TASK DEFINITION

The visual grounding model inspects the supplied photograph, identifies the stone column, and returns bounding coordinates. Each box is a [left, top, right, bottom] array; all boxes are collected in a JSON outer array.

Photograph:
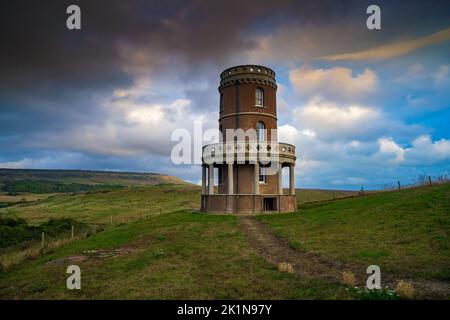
[[227, 163, 233, 194], [208, 164, 214, 195], [201, 165, 207, 195], [254, 162, 260, 195], [278, 163, 283, 195], [289, 164, 295, 195]]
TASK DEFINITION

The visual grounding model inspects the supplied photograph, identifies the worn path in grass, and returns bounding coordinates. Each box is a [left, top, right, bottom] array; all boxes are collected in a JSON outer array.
[[239, 216, 450, 299]]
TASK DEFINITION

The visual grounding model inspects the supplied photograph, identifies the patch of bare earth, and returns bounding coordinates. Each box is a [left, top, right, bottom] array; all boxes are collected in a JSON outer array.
[[46, 248, 136, 266], [239, 216, 450, 299]]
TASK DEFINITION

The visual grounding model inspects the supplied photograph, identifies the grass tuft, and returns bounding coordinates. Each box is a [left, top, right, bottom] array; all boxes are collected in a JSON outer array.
[[341, 271, 356, 286], [278, 262, 294, 273], [395, 280, 415, 299]]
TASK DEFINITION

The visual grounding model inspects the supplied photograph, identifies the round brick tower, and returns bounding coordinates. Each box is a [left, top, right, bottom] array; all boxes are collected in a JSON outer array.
[[201, 65, 296, 214]]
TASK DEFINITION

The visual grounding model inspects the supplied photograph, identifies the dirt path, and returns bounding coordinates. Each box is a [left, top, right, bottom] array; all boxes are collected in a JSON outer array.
[[239, 216, 450, 299]]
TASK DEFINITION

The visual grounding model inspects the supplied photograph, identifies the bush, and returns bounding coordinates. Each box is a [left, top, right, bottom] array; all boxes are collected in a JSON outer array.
[[0, 218, 88, 249]]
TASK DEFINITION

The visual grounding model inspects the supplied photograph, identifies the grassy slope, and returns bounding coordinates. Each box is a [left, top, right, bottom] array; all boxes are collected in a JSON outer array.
[[1, 184, 201, 224], [295, 189, 359, 205], [0, 212, 347, 299], [259, 184, 450, 280]]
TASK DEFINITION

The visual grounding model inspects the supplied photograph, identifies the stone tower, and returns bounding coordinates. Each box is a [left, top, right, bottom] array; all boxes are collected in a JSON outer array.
[[201, 65, 296, 214]]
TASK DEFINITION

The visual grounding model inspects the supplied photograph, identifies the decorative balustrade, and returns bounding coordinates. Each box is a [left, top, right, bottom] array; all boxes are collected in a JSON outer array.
[[202, 141, 296, 165]]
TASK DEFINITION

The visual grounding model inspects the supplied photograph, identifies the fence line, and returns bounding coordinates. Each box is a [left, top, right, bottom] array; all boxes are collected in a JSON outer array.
[[367, 174, 449, 192]]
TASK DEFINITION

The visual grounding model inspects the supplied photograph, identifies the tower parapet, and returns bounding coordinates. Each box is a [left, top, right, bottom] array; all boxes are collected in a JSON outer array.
[[219, 65, 277, 90]]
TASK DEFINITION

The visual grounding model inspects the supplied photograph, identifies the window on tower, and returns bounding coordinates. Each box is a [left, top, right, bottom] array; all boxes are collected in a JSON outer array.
[[256, 121, 266, 142], [220, 92, 224, 112], [255, 88, 264, 107]]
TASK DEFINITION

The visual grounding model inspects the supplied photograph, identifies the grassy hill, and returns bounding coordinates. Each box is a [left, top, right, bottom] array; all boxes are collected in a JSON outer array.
[[0, 169, 187, 194], [0, 171, 448, 299], [0, 169, 189, 208]]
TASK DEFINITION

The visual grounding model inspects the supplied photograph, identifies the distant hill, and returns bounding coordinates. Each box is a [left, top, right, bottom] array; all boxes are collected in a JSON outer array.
[[0, 169, 188, 194]]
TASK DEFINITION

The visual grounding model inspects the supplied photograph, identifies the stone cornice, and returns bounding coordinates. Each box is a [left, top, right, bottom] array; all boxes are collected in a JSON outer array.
[[219, 112, 277, 121]]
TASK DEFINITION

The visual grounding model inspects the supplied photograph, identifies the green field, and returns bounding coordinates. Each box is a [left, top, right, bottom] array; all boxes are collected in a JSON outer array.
[[0, 169, 448, 299]]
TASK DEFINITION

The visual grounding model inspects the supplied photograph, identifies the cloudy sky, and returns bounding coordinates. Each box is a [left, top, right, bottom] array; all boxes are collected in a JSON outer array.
[[1, 0, 450, 189]]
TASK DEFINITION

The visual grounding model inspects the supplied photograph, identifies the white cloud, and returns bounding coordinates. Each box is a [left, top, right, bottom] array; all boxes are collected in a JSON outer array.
[[292, 98, 381, 141], [28, 79, 217, 159], [407, 135, 450, 164], [123, 99, 190, 125], [289, 66, 378, 101], [278, 124, 300, 144], [376, 135, 450, 166], [377, 137, 405, 164]]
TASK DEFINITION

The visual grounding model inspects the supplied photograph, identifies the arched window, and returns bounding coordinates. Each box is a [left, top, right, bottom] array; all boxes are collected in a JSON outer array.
[[255, 88, 264, 107], [256, 121, 265, 142], [220, 92, 224, 112]]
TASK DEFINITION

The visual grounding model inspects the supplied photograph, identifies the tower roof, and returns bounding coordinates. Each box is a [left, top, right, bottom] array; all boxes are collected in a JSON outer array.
[[219, 65, 277, 90]]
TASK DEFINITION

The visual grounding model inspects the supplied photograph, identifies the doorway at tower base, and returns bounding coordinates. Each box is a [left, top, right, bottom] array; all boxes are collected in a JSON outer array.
[[200, 194, 297, 214]]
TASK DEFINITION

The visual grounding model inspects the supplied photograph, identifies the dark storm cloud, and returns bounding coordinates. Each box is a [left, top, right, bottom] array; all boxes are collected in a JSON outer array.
[[0, 0, 370, 89], [1, 0, 359, 142], [2, 0, 447, 92]]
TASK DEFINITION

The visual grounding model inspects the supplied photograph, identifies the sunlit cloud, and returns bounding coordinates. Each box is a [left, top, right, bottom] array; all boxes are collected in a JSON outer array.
[[290, 66, 378, 101], [321, 27, 450, 61]]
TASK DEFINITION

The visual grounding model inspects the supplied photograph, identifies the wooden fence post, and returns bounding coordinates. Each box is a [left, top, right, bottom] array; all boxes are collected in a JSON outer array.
[[71, 225, 74, 238], [41, 232, 45, 248]]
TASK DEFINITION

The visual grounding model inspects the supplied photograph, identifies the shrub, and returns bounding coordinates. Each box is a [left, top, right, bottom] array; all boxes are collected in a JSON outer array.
[[0, 218, 88, 249]]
